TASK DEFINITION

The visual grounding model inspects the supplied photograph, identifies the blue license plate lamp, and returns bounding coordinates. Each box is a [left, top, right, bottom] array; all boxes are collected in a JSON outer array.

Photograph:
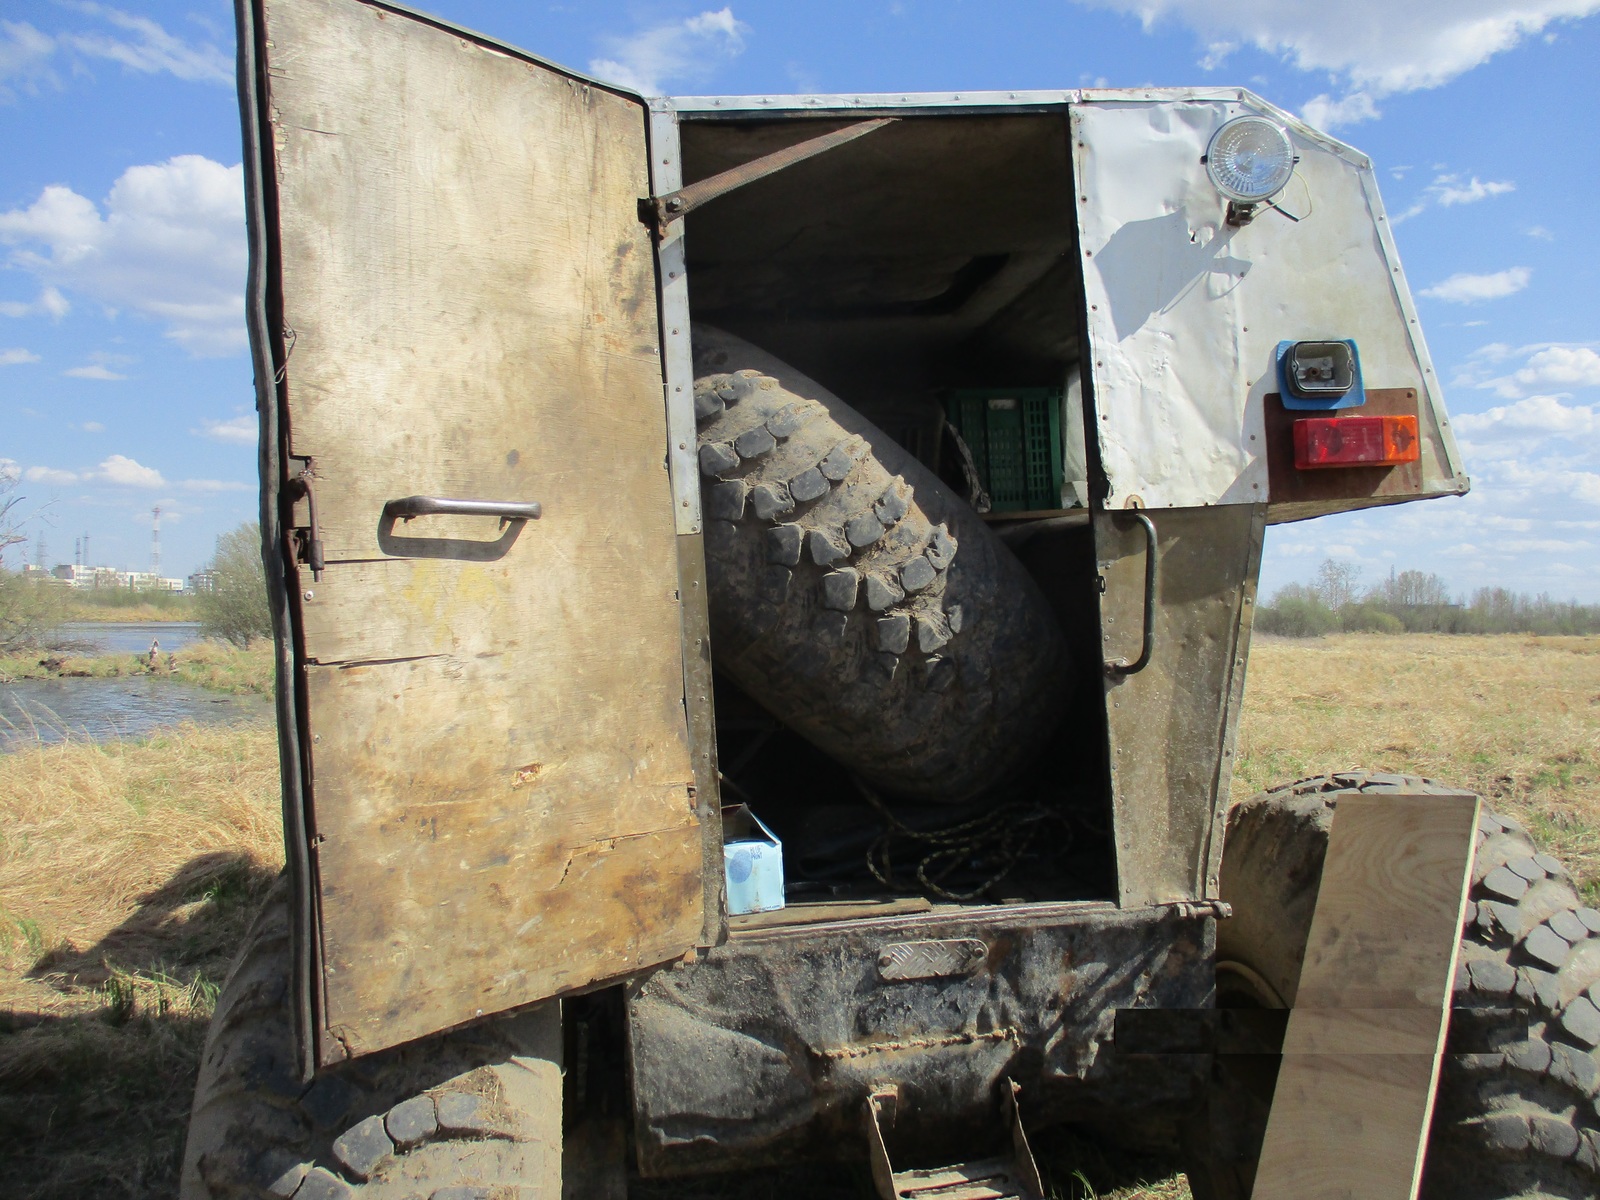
[[1276, 339, 1366, 411]]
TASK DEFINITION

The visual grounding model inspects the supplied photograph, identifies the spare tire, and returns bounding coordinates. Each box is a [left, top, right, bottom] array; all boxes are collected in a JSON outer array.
[[692, 327, 1072, 803], [1188, 771, 1600, 1200]]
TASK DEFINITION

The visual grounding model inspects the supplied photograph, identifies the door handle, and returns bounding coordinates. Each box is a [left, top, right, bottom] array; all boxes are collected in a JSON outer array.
[[1103, 511, 1157, 679], [381, 496, 542, 524]]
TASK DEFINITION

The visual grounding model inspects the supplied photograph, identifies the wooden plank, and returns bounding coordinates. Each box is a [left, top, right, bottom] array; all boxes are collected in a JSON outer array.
[[1251, 791, 1479, 1200], [261, 0, 701, 1060]]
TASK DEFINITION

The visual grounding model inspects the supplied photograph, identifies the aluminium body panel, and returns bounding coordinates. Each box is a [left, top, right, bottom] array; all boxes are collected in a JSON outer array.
[[1071, 95, 1466, 513], [243, 0, 706, 1063], [1094, 505, 1266, 907], [626, 902, 1212, 1175]]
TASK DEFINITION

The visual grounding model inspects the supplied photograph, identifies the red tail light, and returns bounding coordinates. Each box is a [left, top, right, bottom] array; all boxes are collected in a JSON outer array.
[[1293, 414, 1419, 469]]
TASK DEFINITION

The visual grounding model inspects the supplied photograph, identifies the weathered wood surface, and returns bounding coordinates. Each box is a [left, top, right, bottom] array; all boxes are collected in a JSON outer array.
[[1252, 791, 1479, 1200], [263, 0, 699, 1059]]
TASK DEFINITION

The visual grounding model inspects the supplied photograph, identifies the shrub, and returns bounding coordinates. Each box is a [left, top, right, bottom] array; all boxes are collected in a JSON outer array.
[[197, 524, 271, 648], [1256, 595, 1338, 638], [0, 570, 67, 652], [1339, 603, 1404, 634]]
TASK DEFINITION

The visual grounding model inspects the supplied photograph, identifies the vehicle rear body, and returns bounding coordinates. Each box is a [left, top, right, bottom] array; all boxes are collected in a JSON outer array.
[[236, 0, 1466, 1171]]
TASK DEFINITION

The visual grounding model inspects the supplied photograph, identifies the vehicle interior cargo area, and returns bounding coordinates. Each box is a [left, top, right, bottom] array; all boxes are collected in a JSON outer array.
[[677, 111, 1119, 919]]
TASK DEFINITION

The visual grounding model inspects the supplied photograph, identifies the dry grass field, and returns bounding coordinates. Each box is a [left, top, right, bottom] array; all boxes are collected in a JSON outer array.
[[1235, 634, 1600, 902], [0, 633, 1596, 1197]]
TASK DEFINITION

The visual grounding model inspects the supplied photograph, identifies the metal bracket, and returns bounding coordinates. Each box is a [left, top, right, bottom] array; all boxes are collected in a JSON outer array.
[[1103, 510, 1157, 678], [864, 1079, 1043, 1200], [286, 467, 325, 582], [644, 117, 897, 234]]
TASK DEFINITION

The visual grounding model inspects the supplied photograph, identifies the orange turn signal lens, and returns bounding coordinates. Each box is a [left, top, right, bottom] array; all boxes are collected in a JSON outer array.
[[1293, 414, 1420, 470]]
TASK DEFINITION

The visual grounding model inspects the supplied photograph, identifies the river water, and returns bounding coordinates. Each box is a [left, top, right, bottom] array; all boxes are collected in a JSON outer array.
[[1, 622, 272, 751], [56, 620, 206, 655]]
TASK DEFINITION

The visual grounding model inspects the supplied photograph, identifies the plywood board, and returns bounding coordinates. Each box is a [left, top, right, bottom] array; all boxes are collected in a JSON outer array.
[[1252, 791, 1479, 1199], [258, 0, 701, 1059]]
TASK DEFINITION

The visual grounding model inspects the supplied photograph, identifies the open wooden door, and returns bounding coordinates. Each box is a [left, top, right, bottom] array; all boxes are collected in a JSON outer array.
[[239, 0, 703, 1066]]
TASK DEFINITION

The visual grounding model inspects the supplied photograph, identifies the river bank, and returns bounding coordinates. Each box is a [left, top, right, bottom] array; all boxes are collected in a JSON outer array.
[[0, 636, 273, 697]]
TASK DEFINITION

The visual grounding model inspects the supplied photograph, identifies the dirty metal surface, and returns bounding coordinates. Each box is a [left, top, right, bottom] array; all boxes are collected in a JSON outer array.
[[251, 0, 703, 1063], [1093, 505, 1264, 909], [625, 903, 1212, 1175]]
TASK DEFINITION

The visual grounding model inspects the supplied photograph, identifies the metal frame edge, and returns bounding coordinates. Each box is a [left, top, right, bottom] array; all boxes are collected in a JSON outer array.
[[234, 0, 321, 1080]]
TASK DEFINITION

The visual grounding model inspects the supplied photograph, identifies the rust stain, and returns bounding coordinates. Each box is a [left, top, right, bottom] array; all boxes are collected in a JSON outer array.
[[818, 1027, 1021, 1061], [511, 763, 543, 788]]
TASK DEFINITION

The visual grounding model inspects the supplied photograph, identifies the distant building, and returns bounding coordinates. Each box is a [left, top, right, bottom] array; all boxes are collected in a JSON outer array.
[[45, 564, 184, 591], [188, 569, 218, 594]]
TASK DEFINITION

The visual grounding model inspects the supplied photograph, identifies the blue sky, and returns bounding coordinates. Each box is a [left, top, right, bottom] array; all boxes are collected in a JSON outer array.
[[1, 1, 1597, 599]]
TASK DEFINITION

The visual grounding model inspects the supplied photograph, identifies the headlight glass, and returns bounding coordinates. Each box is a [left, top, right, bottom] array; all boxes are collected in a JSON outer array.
[[1206, 116, 1296, 204]]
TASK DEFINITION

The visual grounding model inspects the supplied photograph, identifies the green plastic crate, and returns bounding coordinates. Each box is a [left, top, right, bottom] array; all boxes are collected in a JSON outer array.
[[944, 387, 1064, 512]]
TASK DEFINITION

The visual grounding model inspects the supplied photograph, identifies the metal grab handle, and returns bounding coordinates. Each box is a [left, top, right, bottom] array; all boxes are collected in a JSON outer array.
[[382, 495, 542, 523], [1104, 511, 1157, 679]]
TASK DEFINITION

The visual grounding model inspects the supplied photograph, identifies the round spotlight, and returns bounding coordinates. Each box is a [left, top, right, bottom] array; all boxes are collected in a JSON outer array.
[[1205, 116, 1296, 205]]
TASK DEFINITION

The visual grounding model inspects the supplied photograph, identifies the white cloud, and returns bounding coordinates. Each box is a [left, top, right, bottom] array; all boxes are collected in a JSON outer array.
[[95, 454, 163, 487], [79, 421, 104, 432], [1083, 0, 1600, 128], [195, 415, 257, 445], [589, 8, 748, 95], [1393, 172, 1517, 223], [65, 363, 127, 380], [1301, 90, 1380, 130], [0, 347, 39, 365], [56, 3, 231, 84], [0, 285, 70, 318], [180, 478, 252, 492], [23, 465, 78, 485], [0, 7, 228, 102], [0, 155, 245, 355], [1435, 176, 1516, 206], [1420, 266, 1531, 303], [1455, 394, 1597, 436], [0, 20, 57, 101], [1458, 343, 1600, 397], [1495, 346, 1600, 396], [1526, 225, 1555, 240]]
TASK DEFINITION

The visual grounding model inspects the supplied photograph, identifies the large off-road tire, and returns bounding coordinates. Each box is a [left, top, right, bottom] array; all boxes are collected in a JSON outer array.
[[692, 327, 1072, 802], [181, 878, 562, 1200], [1191, 771, 1600, 1200]]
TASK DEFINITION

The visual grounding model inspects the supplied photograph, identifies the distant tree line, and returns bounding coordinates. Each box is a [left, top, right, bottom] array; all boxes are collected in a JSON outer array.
[[1258, 560, 1600, 637]]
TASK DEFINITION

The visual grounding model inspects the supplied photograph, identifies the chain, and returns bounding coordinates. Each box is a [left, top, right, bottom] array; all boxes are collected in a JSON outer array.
[[856, 778, 1074, 902]]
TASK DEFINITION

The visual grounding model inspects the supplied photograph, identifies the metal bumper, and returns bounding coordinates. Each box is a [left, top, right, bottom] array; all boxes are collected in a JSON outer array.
[[625, 902, 1214, 1175]]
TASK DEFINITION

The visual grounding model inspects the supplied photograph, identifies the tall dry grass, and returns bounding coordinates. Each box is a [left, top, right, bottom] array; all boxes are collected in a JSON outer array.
[[0, 725, 282, 1198], [1235, 634, 1600, 902]]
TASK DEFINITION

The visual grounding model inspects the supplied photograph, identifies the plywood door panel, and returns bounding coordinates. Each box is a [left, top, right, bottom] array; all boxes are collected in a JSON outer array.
[[1252, 791, 1479, 1199], [258, 0, 700, 1060]]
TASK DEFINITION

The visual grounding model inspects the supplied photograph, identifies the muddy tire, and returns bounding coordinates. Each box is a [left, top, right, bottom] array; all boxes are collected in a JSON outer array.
[[692, 327, 1072, 802], [181, 877, 561, 1200], [1188, 771, 1600, 1200]]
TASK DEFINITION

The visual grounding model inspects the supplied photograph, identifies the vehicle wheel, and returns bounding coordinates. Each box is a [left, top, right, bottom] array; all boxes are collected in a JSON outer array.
[[1187, 771, 1600, 1200], [692, 326, 1073, 803], [181, 877, 562, 1200]]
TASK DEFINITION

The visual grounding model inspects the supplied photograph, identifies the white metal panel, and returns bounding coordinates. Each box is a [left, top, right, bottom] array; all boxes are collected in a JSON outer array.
[[1073, 96, 1464, 509], [648, 100, 703, 535]]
